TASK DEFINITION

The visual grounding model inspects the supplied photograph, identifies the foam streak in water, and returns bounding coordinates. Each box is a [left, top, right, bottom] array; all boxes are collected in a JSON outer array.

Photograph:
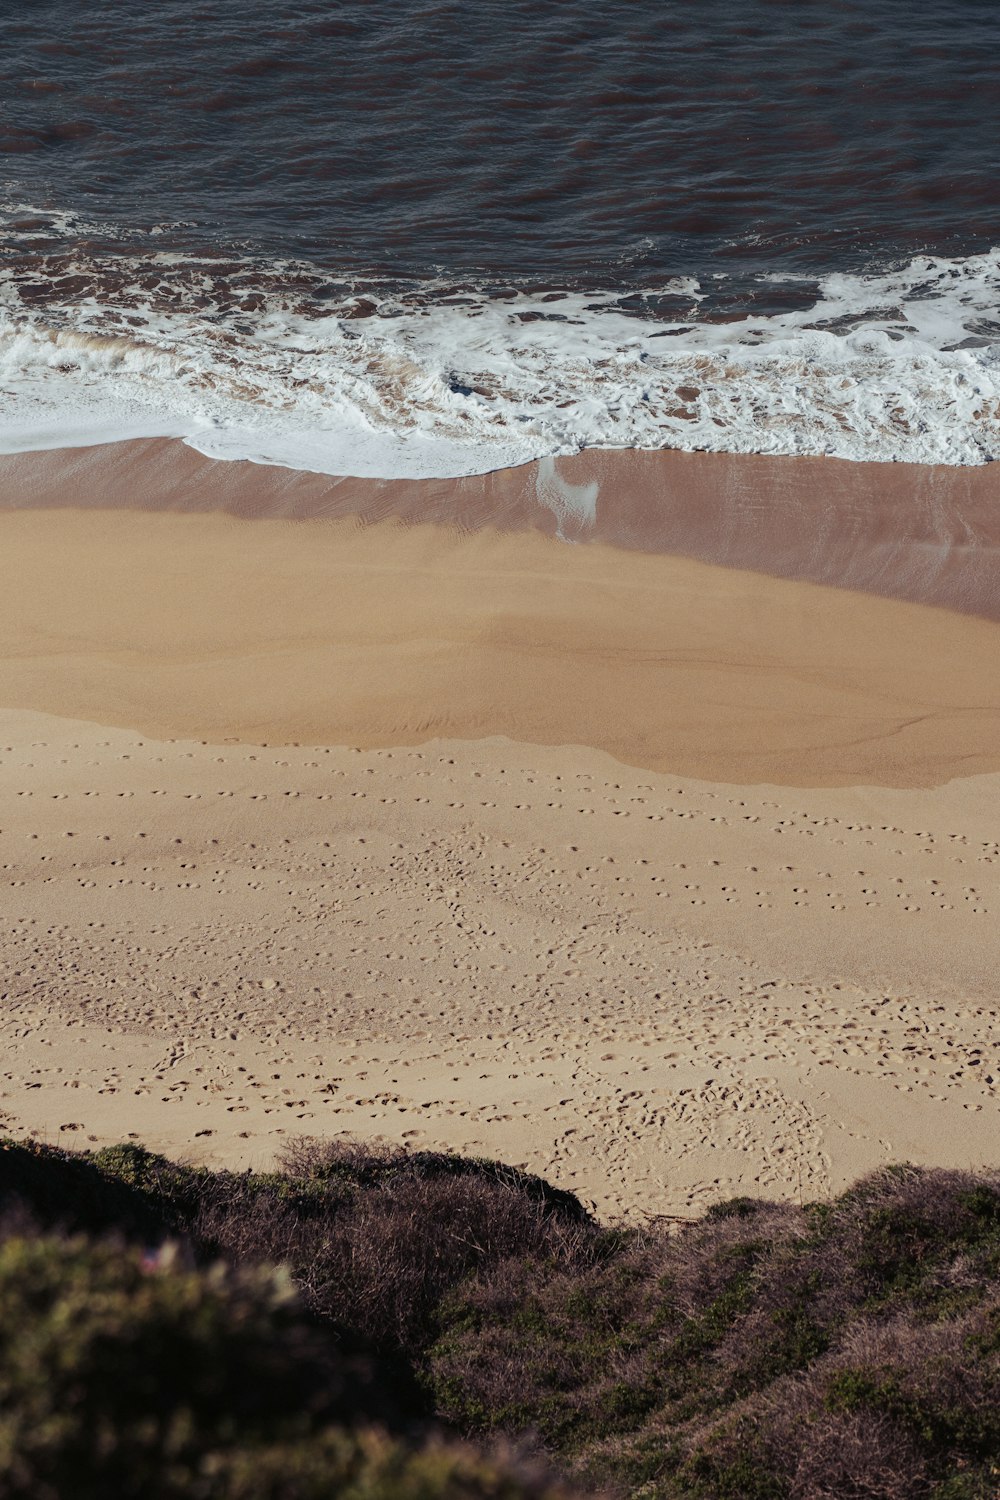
[[0, 229, 998, 478]]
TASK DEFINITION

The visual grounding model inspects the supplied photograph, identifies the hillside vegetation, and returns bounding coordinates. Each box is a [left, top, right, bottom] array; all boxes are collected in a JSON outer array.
[[1, 1137, 998, 1500]]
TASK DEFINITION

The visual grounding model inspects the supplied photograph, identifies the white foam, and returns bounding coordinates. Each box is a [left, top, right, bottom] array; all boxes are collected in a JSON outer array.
[[0, 238, 998, 478]]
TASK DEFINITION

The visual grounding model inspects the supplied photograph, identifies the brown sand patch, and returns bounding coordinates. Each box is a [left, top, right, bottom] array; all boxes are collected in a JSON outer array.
[[1, 506, 998, 787]]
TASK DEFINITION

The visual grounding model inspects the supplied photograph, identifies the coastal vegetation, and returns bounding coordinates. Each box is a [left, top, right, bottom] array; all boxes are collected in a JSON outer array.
[[1, 1137, 998, 1499]]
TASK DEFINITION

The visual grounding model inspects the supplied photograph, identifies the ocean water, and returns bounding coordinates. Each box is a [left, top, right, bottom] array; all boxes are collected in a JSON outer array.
[[2, 0, 999, 477]]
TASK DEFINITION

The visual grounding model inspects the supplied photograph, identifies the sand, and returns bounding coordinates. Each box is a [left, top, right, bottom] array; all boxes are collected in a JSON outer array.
[[3, 506, 1000, 788], [1, 441, 998, 1218], [3, 438, 999, 617]]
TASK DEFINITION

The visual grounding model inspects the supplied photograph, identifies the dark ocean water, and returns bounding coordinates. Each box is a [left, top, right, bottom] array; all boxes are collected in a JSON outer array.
[[4, 0, 1000, 281], [1, 1, 999, 476]]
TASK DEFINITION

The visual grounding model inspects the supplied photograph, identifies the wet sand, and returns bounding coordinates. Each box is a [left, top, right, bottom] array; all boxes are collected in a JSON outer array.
[[2, 501, 1000, 788], [2, 438, 998, 617], [0, 440, 997, 1217]]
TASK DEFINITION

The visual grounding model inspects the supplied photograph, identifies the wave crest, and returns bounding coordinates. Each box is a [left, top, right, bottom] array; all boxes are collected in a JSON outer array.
[[1, 215, 998, 477]]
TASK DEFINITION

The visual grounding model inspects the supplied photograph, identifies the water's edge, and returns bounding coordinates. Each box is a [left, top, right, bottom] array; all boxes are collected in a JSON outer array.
[[1, 437, 997, 623]]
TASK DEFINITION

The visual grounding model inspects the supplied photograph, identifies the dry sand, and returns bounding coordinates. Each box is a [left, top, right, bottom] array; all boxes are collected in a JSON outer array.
[[1, 441, 998, 1218]]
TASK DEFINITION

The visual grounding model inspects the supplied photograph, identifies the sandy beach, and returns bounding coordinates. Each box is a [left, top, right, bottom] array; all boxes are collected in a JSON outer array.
[[4, 438, 999, 618], [1, 441, 998, 1218]]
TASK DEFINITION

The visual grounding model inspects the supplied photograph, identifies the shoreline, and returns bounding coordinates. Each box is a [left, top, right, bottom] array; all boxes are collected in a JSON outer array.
[[0, 437, 997, 619]]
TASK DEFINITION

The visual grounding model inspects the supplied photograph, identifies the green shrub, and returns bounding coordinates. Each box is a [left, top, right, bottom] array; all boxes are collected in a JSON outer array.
[[0, 1234, 370, 1498], [428, 1168, 1000, 1498], [1, 1138, 593, 1362], [5, 1140, 1000, 1499], [0, 1233, 577, 1500]]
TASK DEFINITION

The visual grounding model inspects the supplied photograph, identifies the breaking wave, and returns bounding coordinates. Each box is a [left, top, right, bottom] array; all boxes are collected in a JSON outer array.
[[1, 208, 999, 478]]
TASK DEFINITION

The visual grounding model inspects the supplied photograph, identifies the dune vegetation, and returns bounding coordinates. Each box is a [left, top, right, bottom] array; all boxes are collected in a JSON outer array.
[[1, 1136, 998, 1499]]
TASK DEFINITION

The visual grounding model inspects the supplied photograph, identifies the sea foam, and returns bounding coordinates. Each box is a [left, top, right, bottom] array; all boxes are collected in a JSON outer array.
[[1, 228, 998, 479]]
